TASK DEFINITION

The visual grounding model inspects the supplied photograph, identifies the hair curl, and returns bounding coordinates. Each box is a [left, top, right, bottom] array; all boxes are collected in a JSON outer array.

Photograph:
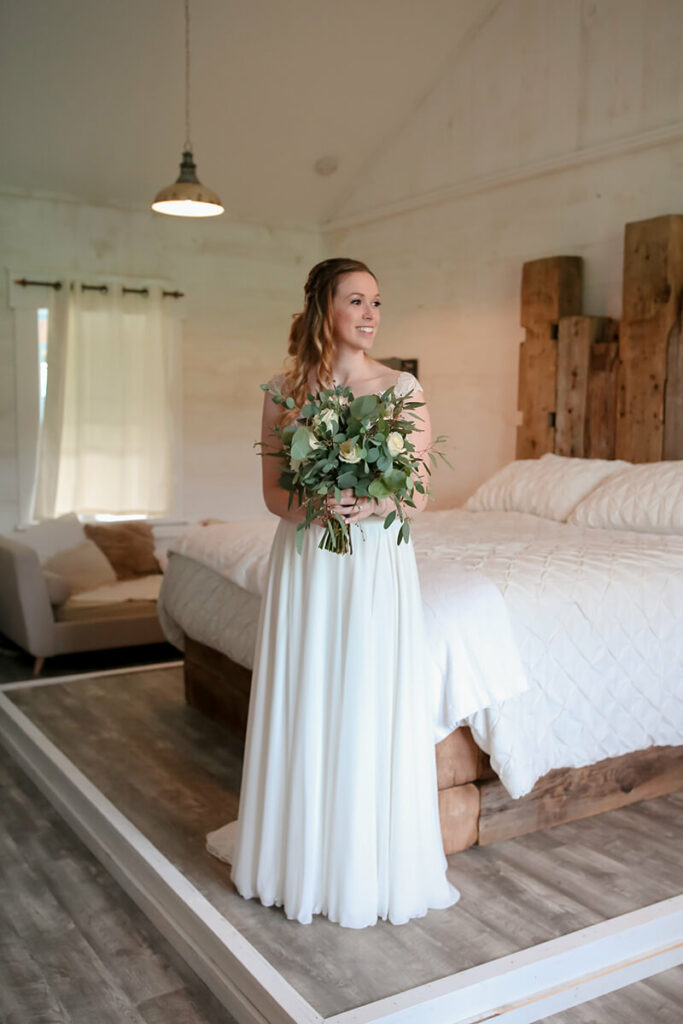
[[279, 257, 377, 423]]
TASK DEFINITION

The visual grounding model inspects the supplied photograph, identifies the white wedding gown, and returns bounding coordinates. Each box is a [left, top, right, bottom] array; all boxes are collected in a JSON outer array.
[[207, 374, 460, 928]]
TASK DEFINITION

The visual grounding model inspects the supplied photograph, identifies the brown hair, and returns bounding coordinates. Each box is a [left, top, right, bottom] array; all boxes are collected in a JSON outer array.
[[280, 257, 377, 422]]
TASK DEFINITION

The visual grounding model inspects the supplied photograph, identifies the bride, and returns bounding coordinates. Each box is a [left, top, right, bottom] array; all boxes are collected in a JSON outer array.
[[207, 257, 460, 928]]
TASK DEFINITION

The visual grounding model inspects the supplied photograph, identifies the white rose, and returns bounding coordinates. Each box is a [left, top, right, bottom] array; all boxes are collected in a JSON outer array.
[[315, 409, 339, 433], [339, 439, 362, 464], [386, 432, 405, 457], [384, 401, 395, 417]]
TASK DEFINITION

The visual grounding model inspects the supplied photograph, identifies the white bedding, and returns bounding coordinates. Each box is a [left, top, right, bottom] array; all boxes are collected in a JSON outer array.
[[158, 510, 683, 799]]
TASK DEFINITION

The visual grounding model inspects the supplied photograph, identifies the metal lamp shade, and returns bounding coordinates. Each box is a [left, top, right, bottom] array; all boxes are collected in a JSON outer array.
[[152, 150, 224, 217]]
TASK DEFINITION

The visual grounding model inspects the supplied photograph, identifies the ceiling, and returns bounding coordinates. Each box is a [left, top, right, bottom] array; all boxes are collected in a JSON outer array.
[[1, 0, 496, 228]]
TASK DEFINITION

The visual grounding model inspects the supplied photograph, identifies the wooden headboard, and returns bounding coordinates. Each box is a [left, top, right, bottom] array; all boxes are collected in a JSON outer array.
[[516, 214, 683, 463]]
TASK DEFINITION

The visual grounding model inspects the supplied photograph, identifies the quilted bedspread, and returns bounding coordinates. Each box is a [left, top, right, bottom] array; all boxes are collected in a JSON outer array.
[[158, 510, 683, 798]]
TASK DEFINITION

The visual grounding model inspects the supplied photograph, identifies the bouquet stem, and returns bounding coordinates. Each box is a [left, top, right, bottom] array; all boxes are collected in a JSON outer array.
[[318, 515, 353, 555]]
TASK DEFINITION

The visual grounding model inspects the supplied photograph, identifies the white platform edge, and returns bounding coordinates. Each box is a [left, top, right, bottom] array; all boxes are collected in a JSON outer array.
[[1, 674, 681, 1024], [0, 690, 322, 1024], [0, 658, 184, 690]]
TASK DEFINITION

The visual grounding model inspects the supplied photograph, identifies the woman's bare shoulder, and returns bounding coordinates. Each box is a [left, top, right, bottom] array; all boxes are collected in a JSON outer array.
[[264, 370, 289, 392]]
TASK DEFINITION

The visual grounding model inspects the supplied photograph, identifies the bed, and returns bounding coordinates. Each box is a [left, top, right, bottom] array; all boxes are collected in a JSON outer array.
[[159, 236, 683, 853], [157, 455, 683, 853]]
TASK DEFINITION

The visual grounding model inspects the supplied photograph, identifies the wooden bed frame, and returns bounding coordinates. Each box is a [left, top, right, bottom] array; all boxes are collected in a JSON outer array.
[[183, 214, 683, 854]]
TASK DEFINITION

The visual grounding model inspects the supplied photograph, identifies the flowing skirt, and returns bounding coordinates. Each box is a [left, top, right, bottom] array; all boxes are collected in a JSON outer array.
[[207, 516, 460, 928]]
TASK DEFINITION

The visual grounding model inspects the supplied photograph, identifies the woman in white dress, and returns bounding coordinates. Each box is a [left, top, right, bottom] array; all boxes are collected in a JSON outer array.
[[208, 257, 460, 928]]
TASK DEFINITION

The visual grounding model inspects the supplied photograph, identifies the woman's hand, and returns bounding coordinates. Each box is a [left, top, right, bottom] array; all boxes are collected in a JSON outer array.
[[323, 488, 377, 525]]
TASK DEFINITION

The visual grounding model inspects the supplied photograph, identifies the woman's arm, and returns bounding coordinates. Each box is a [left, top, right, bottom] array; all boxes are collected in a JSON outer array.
[[260, 392, 308, 523]]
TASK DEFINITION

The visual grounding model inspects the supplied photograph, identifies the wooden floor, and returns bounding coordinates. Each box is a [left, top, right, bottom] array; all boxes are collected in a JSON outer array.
[[3, 665, 683, 1021], [0, 742, 235, 1024]]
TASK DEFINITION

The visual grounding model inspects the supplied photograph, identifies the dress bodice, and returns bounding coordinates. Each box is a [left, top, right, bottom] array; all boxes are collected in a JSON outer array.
[[266, 370, 423, 398], [391, 371, 423, 398]]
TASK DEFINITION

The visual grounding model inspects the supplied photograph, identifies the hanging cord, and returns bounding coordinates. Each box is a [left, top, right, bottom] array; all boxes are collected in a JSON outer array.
[[183, 0, 192, 152]]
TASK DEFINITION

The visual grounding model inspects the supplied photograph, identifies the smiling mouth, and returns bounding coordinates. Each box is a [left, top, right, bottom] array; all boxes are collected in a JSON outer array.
[[357, 326, 374, 333]]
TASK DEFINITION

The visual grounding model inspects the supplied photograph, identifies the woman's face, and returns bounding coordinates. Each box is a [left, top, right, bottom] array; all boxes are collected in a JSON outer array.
[[330, 270, 381, 353]]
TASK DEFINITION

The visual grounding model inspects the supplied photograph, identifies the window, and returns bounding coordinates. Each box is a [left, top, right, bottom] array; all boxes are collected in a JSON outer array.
[[10, 275, 184, 527]]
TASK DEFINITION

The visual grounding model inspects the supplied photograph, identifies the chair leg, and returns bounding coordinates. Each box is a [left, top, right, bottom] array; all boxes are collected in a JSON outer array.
[[33, 656, 45, 676]]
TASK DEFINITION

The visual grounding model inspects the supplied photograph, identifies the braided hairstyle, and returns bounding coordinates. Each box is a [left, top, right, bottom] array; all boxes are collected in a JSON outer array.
[[280, 257, 377, 423]]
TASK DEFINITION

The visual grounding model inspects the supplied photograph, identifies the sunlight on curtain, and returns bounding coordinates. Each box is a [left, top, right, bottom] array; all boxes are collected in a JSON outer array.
[[35, 284, 174, 518]]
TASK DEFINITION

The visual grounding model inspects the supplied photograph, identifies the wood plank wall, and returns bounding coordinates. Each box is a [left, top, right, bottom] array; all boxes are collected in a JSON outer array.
[[516, 215, 683, 462]]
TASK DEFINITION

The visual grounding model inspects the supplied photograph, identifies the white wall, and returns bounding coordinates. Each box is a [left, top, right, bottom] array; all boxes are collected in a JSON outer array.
[[0, 195, 321, 532], [3, 0, 682, 528], [323, 0, 683, 507]]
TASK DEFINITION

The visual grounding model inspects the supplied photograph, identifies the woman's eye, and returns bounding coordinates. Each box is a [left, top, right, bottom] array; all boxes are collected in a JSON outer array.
[[372, 301, 381, 307]]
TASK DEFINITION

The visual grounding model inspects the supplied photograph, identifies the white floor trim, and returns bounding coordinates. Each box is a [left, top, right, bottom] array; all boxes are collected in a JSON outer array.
[[1, 688, 681, 1024], [0, 659, 183, 691]]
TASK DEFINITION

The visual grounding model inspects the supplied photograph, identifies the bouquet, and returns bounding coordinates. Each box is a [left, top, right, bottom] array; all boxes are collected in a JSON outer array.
[[258, 380, 449, 555]]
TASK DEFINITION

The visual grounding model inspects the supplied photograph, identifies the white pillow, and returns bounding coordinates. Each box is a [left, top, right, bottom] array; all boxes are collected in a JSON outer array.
[[42, 569, 73, 606], [43, 539, 117, 594], [463, 454, 629, 522], [12, 512, 85, 562], [568, 461, 683, 534]]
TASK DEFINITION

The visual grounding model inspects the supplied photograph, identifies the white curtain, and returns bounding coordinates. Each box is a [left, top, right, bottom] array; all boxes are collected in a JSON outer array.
[[34, 282, 174, 519]]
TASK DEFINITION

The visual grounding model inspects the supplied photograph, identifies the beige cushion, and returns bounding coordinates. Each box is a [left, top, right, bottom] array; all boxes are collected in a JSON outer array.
[[54, 598, 159, 623], [44, 539, 118, 594], [42, 569, 73, 606], [84, 521, 161, 579]]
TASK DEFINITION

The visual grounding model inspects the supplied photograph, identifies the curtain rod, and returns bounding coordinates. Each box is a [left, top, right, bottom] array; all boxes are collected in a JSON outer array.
[[13, 277, 184, 298]]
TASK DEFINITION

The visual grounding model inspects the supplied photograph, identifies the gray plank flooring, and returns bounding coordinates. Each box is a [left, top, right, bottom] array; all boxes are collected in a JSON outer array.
[[5, 666, 683, 1019], [0, 742, 235, 1024]]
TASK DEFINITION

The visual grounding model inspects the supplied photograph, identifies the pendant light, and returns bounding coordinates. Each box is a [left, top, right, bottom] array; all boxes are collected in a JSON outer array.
[[152, 0, 224, 217]]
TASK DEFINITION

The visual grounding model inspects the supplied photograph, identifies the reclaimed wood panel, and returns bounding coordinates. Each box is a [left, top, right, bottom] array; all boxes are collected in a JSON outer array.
[[664, 294, 683, 460], [435, 725, 494, 788], [585, 323, 620, 459], [516, 328, 558, 457], [184, 635, 250, 747], [520, 256, 583, 328], [617, 214, 683, 462], [438, 783, 480, 854], [477, 744, 683, 846], [555, 316, 619, 458], [517, 257, 583, 458]]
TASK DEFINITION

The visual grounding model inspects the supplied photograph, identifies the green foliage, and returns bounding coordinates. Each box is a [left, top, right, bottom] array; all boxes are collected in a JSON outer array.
[[257, 377, 450, 555]]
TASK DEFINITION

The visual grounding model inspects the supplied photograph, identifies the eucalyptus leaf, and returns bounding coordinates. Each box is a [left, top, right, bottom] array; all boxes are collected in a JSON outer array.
[[382, 468, 407, 492], [337, 471, 358, 490], [290, 426, 313, 460], [368, 478, 390, 499], [349, 394, 379, 419]]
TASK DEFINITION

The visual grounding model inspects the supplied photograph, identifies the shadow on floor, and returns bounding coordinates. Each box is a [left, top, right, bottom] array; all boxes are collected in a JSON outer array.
[[0, 633, 181, 685]]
